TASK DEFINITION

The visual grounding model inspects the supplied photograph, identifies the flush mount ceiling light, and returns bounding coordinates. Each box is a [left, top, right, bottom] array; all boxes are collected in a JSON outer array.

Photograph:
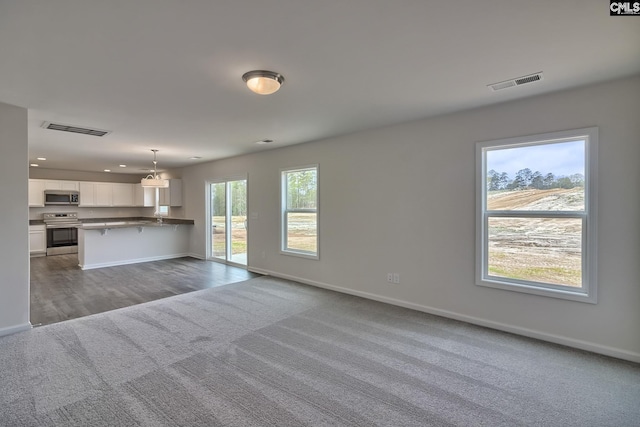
[[141, 149, 169, 188], [242, 70, 284, 95]]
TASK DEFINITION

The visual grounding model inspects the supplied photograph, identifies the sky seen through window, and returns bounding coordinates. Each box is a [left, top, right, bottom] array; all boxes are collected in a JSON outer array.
[[487, 140, 585, 178]]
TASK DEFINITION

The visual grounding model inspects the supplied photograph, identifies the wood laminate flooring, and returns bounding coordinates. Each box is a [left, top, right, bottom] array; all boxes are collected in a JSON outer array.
[[30, 254, 260, 326]]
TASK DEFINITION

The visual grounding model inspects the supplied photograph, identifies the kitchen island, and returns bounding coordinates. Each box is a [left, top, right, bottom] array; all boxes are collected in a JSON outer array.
[[77, 218, 194, 270]]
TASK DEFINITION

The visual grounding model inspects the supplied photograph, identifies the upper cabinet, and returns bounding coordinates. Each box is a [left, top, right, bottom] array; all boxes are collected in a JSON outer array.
[[158, 179, 182, 207], [78, 181, 95, 206], [28, 179, 46, 207], [30, 179, 180, 208], [44, 180, 79, 191], [29, 179, 80, 206], [134, 184, 156, 207], [94, 183, 113, 206], [79, 182, 129, 207], [111, 183, 134, 206], [79, 182, 113, 207]]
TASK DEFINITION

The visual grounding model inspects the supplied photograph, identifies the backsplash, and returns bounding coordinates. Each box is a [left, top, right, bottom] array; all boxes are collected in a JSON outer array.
[[29, 205, 156, 221]]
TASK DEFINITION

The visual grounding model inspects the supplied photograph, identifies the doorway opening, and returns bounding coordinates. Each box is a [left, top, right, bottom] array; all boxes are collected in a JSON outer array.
[[209, 179, 247, 266]]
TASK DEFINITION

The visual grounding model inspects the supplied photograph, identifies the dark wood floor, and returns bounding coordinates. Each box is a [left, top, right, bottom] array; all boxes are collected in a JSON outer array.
[[30, 254, 260, 326]]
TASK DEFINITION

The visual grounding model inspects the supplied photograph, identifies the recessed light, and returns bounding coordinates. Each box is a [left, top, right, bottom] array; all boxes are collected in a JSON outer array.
[[104, 169, 111, 172], [119, 164, 127, 168], [256, 139, 274, 145], [188, 156, 202, 160], [37, 157, 46, 161], [30, 163, 39, 167]]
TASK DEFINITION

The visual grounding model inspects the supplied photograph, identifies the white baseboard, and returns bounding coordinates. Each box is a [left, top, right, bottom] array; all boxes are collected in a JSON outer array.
[[79, 253, 191, 270], [252, 268, 640, 364], [0, 322, 32, 338], [188, 253, 206, 260]]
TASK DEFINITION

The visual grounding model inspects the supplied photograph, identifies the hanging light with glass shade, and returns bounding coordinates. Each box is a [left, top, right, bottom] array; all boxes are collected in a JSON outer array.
[[141, 149, 169, 188]]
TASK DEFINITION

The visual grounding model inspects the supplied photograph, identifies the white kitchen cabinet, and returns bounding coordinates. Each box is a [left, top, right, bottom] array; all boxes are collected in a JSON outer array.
[[79, 182, 138, 207], [79, 182, 95, 206], [95, 183, 112, 206], [38, 180, 149, 208], [134, 184, 156, 207], [112, 183, 134, 206], [43, 180, 62, 190], [30, 179, 80, 206], [44, 180, 79, 191], [29, 225, 46, 256], [28, 179, 46, 207], [79, 182, 116, 206], [60, 180, 80, 191], [158, 179, 182, 207]]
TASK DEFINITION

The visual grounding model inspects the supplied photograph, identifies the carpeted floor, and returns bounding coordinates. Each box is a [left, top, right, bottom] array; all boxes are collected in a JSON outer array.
[[1, 276, 639, 426]]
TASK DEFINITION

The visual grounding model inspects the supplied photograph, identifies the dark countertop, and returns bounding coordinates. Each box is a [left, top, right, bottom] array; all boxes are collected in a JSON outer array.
[[29, 217, 194, 226]]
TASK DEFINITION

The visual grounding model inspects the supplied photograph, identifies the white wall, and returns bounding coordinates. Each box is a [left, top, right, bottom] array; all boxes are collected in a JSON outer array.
[[0, 101, 30, 335], [181, 75, 640, 362]]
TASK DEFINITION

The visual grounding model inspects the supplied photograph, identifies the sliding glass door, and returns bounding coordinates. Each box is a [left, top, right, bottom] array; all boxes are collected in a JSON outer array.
[[210, 179, 247, 265]]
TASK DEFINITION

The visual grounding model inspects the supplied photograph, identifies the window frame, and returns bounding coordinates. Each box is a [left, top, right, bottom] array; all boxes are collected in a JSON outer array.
[[475, 127, 598, 303], [280, 165, 319, 259]]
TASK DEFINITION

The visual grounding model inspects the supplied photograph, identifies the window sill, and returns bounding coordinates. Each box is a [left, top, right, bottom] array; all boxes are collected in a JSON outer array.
[[477, 277, 596, 304], [280, 249, 319, 260]]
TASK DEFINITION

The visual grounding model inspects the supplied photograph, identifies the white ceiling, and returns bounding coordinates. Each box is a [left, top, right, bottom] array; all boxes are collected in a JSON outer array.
[[1, 0, 639, 175]]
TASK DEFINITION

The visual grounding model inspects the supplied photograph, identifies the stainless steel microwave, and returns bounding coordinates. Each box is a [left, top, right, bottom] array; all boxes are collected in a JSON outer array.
[[44, 190, 79, 205]]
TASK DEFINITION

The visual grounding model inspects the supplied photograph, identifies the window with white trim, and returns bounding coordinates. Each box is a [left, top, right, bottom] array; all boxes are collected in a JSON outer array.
[[476, 127, 597, 303], [281, 165, 318, 258]]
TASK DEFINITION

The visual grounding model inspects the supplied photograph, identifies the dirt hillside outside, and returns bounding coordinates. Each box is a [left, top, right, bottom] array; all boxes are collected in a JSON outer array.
[[486, 187, 583, 287]]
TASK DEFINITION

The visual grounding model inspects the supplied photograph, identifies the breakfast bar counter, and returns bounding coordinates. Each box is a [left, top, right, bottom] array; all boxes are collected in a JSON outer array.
[[77, 219, 194, 270]]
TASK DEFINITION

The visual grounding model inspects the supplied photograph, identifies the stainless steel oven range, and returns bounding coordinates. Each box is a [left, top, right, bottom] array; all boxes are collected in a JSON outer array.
[[43, 212, 80, 255]]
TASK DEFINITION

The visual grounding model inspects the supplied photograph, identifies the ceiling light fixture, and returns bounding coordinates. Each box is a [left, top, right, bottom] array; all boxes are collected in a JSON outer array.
[[30, 163, 39, 167], [119, 164, 127, 168], [104, 169, 111, 172], [242, 70, 284, 95], [37, 157, 46, 161], [141, 149, 169, 188]]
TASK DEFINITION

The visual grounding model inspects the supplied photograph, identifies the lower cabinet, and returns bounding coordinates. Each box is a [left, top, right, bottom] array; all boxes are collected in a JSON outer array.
[[29, 225, 46, 256]]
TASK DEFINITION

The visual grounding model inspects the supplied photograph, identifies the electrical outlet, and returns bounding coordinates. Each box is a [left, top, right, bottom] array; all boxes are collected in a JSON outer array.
[[393, 273, 400, 284], [387, 273, 393, 283]]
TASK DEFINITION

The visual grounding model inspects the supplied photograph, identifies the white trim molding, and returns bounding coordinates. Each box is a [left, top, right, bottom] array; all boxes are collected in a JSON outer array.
[[0, 322, 32, 338]]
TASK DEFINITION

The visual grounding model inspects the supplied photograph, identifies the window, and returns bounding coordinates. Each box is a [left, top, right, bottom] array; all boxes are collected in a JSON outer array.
[[156, 205, 169, 216], [476, 127, 597, 303], [281, 166, 318, 258]]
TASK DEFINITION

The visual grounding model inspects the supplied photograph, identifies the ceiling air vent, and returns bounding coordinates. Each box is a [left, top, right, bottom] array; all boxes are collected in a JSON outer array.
[[488, 72, 543, 91], [41, 122, 111, 137]]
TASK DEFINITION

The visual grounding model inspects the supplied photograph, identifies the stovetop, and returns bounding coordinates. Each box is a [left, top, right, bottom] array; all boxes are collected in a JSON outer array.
[[43, 212, 80, 227]]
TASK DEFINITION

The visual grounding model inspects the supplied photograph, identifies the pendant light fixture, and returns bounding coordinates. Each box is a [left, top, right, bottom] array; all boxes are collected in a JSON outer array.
[[242, 70, 285, 95], [141, 149, 169, 188]]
